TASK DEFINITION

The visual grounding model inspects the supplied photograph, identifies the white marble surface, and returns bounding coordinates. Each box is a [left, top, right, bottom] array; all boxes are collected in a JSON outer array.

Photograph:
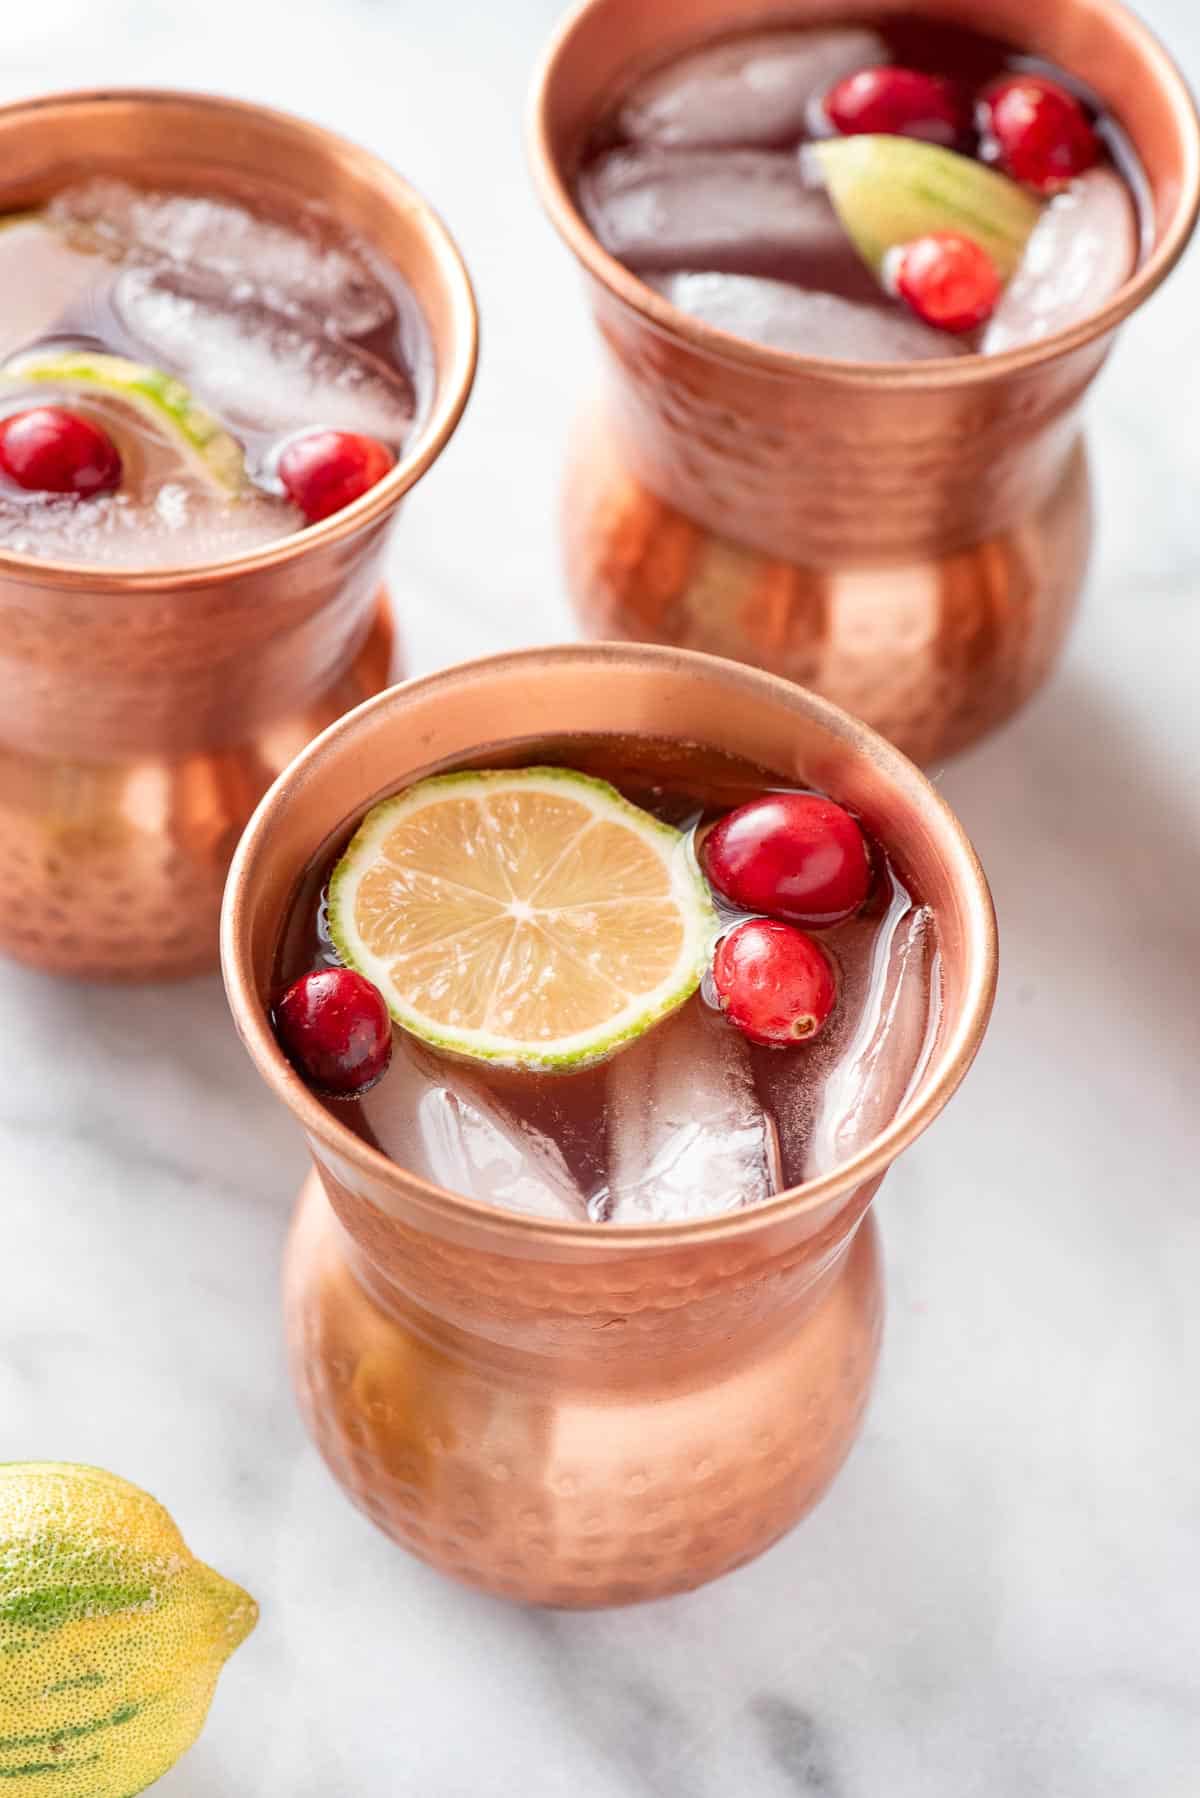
[[2, 2, 1199, 1793]]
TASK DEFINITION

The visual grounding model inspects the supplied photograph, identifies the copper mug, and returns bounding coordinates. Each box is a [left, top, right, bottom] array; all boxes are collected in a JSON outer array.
[[0, 89, 477, 980], [530, 0, 1200, 763], [221, 644, 997, 1608]]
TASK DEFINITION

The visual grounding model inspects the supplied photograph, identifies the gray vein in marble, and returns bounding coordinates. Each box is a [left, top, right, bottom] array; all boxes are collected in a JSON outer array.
[[752, 1697, 841, 1796]]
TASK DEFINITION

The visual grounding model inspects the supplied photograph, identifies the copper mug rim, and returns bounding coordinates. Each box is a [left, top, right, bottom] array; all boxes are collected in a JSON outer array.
[[221, 642, 999, 1251], [527, 0, 1200, 388], [0, 86, 479, 592]]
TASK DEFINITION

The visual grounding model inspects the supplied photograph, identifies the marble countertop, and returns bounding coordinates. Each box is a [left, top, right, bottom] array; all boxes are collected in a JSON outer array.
[[2, 1, 1198, 1793]]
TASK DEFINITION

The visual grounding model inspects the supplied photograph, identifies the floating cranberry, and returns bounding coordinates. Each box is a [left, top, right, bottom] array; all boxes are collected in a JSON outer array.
[[278, 430, 395, 524], [713, 919, 837, 1048], [702, 792, 871, 928], [979, 75, 1099, 193], [0, 406, 122, 498], [824, 66, 966, 147], [273, 967, 393, 1097], [892, 232, 1001, 334]]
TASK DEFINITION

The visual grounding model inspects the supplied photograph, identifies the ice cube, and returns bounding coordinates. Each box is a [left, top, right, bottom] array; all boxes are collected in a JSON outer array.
[[649, 271, 970, 360], [46, 178, 394, 336], [356, 1037, 591, 1223], [742, 876, 940, 1188], [0, 218, 102, 360], [579, 147, 877, 294], [803, 896, 937, 1178], [112, 269, 415, 441], [618, 27, 888, 149], [982, 167, 1139, 354], [0, 484, 294, 568], [604, 999, 782, 1223]]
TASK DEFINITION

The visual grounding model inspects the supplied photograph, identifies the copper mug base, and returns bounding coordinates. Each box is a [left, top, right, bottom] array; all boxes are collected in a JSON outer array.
[[0, 595, 394, 984], [565, 403, 1091, 765], [285, 1169, 882, 1609]]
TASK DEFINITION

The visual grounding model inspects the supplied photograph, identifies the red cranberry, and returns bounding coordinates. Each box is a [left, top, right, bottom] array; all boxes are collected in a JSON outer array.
[[979, 75, 1099, 194], [824, 66, 966, 147], [273, 968, 393, 1097], [892, 232, 1001, 334], [712, 919, 837, 1048], [278, 431, 395, 524], [701, 792, 871, 928], [0, 406, 122, 498]]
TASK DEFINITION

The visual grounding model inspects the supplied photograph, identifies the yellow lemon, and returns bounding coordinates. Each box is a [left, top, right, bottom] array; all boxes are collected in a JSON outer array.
[[0, 1462, 256, 1797]]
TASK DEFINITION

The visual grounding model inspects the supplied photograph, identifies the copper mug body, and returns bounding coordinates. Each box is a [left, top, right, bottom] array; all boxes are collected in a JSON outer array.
[[221, 644, 997, 1608], [530, 0, 1199, 763], [0, 90, 476, 980]]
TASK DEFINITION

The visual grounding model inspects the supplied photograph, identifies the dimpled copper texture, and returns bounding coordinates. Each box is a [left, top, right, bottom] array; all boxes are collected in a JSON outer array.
[[530, 0, 1199, 763], [222, 645, 997, 1608], [0, 89, 477, 980]]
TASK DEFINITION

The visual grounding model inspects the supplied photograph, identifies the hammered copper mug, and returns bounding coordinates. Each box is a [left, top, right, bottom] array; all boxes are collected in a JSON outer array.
[[530, 0, 1200, 764], [221, 644, 997, 1608], [0, 89, 477, 980]]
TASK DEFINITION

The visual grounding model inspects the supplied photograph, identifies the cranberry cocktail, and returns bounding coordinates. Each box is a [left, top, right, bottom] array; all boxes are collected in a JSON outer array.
[[271, 734, 939, 1223], [0, 179, 429, 563], [577, 16, 1145, 359]]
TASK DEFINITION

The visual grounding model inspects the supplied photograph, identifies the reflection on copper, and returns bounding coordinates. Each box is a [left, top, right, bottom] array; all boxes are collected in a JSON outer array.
[[0, 89, 477, 979], [222, 644, 998, 1607], [529, 0, 1199, 762]]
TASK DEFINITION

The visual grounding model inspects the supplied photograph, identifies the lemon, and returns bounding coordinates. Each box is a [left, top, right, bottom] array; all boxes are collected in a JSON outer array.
[[328, 767, 718, 1071], [1, 350, 245, 494], [0, 1463, 256, 1797], [811, 135, 1042, 280]]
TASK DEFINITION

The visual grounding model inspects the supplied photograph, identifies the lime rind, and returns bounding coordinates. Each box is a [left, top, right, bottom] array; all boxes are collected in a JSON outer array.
[[328, 766, 720, 1073], [811, 134, 1042, 280], [1, 350, 245, 495]]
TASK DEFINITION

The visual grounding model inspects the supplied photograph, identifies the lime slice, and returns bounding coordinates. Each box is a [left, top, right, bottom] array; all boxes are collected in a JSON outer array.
[[810, 135, 1042, 280], [1, 349, 245, 494], [327, 767, 718, 1071]]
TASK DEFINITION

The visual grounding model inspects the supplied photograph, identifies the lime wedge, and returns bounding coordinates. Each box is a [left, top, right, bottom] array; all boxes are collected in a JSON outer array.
[[2, 349, 245, 494], [327, 767, 719, 1071], [810, 135, 1042, 280]]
